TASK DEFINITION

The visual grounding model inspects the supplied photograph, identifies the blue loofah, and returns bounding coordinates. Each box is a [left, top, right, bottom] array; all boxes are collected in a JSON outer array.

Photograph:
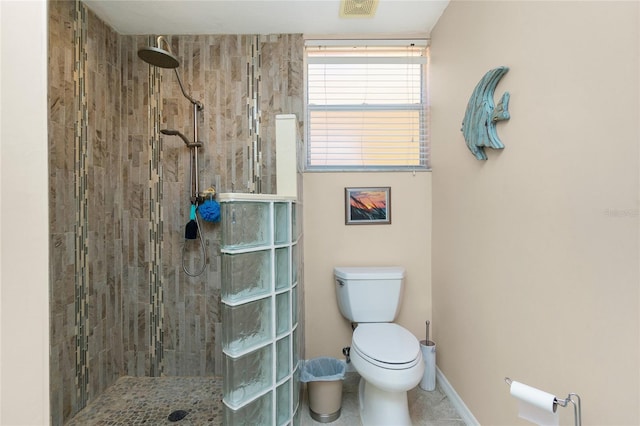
[[199, 199, 221, 223]]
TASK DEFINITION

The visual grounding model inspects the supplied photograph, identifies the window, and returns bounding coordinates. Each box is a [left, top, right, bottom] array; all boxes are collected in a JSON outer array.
[[305, 40, 429, 171]]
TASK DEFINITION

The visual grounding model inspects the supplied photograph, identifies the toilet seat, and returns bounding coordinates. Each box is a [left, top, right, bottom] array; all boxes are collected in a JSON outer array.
[[352, 323, 421, 370]]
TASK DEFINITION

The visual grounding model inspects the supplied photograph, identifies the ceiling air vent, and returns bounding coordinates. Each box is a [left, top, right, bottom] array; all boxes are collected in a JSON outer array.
[[340, 0, 379, 18]]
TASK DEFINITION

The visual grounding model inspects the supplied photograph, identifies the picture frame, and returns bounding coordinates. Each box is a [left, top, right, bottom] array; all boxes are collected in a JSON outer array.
[[345, 187, 391, 225]]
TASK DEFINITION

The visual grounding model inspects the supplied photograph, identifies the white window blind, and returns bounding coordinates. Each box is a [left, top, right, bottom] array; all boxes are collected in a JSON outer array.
[[305, 40, 429, 171]]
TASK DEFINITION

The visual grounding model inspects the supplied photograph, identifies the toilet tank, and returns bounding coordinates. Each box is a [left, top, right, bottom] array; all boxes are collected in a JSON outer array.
[[334, 266, 405, 322]]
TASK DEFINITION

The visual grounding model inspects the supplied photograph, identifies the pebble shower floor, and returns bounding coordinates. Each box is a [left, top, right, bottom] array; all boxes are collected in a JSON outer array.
[[65, 377, 224, 425]]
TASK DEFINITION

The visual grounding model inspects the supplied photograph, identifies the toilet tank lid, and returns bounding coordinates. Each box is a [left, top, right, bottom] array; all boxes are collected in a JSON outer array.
[[334, 266, 405, 280]]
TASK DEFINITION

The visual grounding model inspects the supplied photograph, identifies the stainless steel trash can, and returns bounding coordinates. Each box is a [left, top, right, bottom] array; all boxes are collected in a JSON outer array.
[[301, 357, 346, 423], [308, 380, 343, 422]]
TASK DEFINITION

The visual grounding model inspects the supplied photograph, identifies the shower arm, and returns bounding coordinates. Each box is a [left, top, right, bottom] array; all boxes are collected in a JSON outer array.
[[154, 36, 203, 110], [174, 69, 204, 111]]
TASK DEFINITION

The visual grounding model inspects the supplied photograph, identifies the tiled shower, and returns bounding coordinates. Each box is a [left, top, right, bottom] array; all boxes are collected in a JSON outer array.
[[48, 1, 304, 424]]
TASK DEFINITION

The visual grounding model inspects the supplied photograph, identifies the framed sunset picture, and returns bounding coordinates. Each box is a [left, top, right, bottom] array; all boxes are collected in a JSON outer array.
[[345, 187, 391, 225]]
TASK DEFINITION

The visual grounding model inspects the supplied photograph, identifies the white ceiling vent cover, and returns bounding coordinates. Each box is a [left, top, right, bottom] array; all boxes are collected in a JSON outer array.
[[340, 0, 379, 18]]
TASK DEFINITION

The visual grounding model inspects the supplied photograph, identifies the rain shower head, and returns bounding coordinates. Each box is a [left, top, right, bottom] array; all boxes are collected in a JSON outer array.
[[138, 36, 179, 69], [139, 35, 203, 110], [138, 46, 179, 69]]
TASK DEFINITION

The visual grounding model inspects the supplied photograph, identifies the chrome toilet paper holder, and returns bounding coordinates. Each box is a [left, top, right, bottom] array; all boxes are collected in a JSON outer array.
[[505, 377, 582, 426]]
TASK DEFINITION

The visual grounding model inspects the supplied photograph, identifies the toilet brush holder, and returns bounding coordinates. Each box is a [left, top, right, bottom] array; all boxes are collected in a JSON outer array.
[[419, 340, 436, 391]]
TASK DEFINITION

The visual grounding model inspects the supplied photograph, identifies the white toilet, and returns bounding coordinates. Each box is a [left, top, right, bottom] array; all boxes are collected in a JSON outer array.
[[334, 266, 424, 426]]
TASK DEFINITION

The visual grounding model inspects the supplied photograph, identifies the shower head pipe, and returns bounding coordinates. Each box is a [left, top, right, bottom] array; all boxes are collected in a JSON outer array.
[[139, 36, 204, 110], [173, 68, 204, 110], [139, 36, 205, 204]]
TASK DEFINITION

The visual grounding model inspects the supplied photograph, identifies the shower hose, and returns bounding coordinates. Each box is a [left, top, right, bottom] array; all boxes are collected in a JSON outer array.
[[182, 213, 207, 277]]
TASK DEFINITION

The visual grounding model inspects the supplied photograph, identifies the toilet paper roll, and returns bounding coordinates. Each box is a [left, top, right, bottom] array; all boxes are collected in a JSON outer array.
[[510, 381, 559, 426]]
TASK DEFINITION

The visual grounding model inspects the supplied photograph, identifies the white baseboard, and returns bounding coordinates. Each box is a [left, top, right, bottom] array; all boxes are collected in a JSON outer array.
[[436, 367, 480, 426]]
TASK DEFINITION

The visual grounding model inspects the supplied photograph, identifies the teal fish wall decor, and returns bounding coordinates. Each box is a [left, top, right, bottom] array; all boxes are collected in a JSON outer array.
[[461, 66, 510, 160]]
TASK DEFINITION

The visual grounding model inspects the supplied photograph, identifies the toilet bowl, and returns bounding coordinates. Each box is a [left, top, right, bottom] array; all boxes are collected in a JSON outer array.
[[350, 323, 424, 425]]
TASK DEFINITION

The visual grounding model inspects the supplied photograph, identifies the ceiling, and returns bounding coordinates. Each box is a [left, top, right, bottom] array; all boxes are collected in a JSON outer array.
[[83, 0, 449, 36]]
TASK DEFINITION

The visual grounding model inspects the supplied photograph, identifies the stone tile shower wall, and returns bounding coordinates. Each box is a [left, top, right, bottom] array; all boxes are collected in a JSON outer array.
[[49, 2, 129, 423], [48, 1, 303, 424], [49, 1, 79, 421], [157, 33, 303, 377]]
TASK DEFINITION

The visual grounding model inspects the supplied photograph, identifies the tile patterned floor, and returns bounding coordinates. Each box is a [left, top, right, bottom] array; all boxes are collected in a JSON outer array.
[[300, 373, 466, 426], [66, 374, 465, 425]]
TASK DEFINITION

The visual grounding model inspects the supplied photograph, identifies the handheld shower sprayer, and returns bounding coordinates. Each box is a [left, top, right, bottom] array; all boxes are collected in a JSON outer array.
[[160, 129, 202, 148], [160, 129, 189, 145]]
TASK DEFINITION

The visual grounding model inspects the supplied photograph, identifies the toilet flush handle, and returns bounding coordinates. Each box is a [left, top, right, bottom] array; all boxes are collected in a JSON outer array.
[[337, 279, 345, 287]]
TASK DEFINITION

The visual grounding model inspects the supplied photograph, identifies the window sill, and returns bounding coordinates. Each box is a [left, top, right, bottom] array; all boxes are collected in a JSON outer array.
[[303, 167, 431, 173]]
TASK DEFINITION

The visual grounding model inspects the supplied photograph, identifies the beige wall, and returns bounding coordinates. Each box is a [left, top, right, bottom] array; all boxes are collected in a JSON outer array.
[[0, 1, 50, 424], [430, 1, 639, 425], [303, 172, 432, 358]]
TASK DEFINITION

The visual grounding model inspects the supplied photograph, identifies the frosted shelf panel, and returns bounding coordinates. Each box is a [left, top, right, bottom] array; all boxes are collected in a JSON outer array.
[[221, 202, 270, 249], [293, 368, 301, 412], [292, 286, 298, 326], [293, 327, 300, 368], [223, 345, 273, 407], [276, 292, 290, 336], [292, 243, 298, 284], [276, 336, 290, 382], [222, 250, 271, 303], [223, 391, 272, 425], [292, 203, 300, 240], [222, 298, 272, 356], [275, 247, 290, 290], [275, 202, 289, 244], [277, 380, 291, 426]]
